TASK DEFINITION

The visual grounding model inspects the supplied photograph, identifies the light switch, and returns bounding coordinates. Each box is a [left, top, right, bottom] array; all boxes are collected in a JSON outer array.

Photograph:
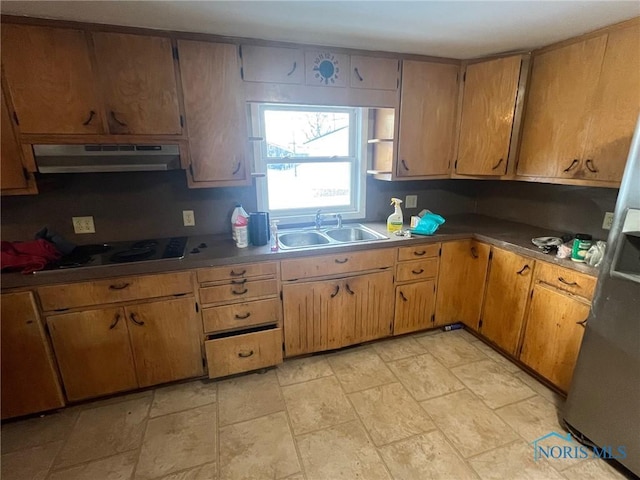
[[405, 195, 418, 208]]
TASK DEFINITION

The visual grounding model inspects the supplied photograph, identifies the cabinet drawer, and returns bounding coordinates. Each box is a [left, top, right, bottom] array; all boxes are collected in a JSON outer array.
[[199, 279, 278, 305], [38, 272, 194, 311], [202, 298, 282, 333], [197, 262, 277, 284], [398, 243, 441, 261], [281, 248, 395, 281], [205, 328, 283, 378], [396, 258, 439, 282], [535, 262, 596, 300]]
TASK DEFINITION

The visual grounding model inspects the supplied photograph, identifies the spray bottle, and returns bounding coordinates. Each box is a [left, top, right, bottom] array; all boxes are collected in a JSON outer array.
[[387, 197, 404, 233]]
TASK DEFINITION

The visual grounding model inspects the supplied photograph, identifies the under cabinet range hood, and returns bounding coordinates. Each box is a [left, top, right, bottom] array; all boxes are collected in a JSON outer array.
[[32, 144, 181, 173]]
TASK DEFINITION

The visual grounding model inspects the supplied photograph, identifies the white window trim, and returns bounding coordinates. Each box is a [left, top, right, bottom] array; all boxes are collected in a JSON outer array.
[[250, 103, 367, 226]]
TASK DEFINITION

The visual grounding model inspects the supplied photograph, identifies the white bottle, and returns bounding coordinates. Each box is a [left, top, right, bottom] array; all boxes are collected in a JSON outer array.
[[269, 220, 279, 252], [231, 204, 249, 248], [387, 197, 404, 233]]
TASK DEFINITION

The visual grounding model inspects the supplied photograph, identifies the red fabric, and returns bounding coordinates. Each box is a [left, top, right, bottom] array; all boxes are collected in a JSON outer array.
[[1, 239, 62, 274]]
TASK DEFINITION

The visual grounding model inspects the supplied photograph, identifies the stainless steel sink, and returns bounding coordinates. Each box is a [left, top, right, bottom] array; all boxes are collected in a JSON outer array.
[[278, 224, 388, 250]]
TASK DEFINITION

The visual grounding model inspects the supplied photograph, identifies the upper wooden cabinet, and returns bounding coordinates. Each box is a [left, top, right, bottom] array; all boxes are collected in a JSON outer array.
[[350, 55, 399, 90], [240, 45, 304, 84], [1, 24, 182, 136], [517, 23, 640, 185], [455, 55, 523, 176], [397, 61, 459, 177], [178, 40, 250, 186]]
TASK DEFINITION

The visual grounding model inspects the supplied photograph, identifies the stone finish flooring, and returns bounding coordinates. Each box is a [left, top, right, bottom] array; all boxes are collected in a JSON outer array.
[[1, 329, 632, 480]]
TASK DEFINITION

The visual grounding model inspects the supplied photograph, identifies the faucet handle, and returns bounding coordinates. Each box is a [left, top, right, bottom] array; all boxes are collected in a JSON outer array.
[[334, 213, 343, 229]]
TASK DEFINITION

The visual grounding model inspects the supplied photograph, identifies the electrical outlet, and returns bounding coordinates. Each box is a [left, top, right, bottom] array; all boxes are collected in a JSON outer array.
[[72, 216, 95, 234], [405, 195, 418, 209], [602, 211, 614, 230], [183, 210, 195, 227]]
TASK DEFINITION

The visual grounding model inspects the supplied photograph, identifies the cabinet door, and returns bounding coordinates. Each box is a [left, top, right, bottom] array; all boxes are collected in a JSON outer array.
[[92, 32, 182, 135], [1, 24, 103, 134], [282, 279, 348, 356], [1, 85, 29, 191], [241, 45, 304, 84], [397, 61, 459, 177], [394, 280, 436, 335], [342, 271, 394, 346], [435, 240, 490, 329], [520, 284, 590, 392], [178, 40, 249, 184], [1, 292, 64, 419], [480, 248, 534, 355], [582, 25, 640, 182], [47, 307, 138, 401], [126, 297, 203, 388], [350, 56, 399, 90], [517, 36, 607, 178], [456, 56, 522, 176]]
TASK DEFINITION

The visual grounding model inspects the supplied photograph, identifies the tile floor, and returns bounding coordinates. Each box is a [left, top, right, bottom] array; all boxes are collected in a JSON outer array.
[[1, 328, 632, 480]]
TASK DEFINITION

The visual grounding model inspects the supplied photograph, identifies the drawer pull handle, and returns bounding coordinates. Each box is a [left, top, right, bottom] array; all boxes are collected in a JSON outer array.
[[354, 67, 364, 82], [577, 318, 588, 327], [231, 278, 247, 285], [516, 265, 530, 275], [470, 247, 479, 259], [558, 277, 579, 287], [232, 161, 242, 176], [345, 283, 355, 295], [109, 282, 130, 290], [563, 159, 579, 172], [399, 291, 408, 302], [238, 350, 254, 358], [287, 61, 297, 76], [334, 258, 349, 264], [585, 159, 599, 173], [412, 268, 424, 275], [129, 312, 144, 326], [330, 285, 340, 298], [235, 312, 251, 320], [413, 250, 426, 256], [82, 110, 96, 126], [110, 110, 127, 127], [230, 269, 246, 277], [232, 288, 248, 295], [492, 158, 504, 170], [109, 313, 121, 329]]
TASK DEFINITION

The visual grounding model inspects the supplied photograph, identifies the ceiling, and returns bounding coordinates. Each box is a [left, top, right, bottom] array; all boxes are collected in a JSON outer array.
[[1, 1, 639, 59]]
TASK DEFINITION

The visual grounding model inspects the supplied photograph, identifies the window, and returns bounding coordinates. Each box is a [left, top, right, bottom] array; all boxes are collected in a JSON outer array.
[[252, 104, 367, 225]]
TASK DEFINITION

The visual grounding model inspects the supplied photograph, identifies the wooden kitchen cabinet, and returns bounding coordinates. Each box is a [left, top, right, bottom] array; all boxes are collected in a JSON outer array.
[[456, 55, 523, 176], [178, 40, 250, 186], [240, 45, 304, 84], [396, 60, 459, 178], [350, 55, 399, 90], [479, 247, 534, 355], [519, 283, 591, 392], [394, 280, 437, 335], [1, 292, 65, 419], [435, 240, 490, 329]]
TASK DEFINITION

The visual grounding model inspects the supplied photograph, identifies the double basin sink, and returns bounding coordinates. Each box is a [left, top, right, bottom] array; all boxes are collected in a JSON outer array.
[[278, 224, 388, 250]]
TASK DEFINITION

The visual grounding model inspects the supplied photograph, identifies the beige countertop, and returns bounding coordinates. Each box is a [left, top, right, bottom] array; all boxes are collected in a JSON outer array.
[[1, 214, 599, 290]]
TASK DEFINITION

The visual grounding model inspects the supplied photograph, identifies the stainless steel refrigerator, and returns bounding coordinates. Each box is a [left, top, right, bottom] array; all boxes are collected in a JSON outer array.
[[564, 115, 640, 476]]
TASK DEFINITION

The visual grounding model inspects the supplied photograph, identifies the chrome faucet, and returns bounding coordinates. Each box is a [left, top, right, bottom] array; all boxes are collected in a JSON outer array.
[[335, 213, 343, 229], [315, 209, 324, 229]]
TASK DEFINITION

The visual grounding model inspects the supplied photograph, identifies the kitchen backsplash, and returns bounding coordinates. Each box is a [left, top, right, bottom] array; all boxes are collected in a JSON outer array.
[[0, 173, 616, 243]]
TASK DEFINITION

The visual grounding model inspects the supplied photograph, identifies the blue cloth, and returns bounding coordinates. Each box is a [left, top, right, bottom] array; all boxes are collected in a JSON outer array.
[[410, 212, 445, 235]]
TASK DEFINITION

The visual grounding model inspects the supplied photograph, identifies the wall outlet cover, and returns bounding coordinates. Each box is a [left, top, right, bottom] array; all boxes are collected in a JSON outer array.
[[602, 211, 614, 230], [183, 210, 196, 227], [72, 216, 95, 234], [405, 195, 418, 209]]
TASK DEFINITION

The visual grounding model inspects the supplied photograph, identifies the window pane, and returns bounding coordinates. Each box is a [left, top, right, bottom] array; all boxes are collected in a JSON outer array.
[[263, 109, 351, 158], [267, 163, 352, 210]]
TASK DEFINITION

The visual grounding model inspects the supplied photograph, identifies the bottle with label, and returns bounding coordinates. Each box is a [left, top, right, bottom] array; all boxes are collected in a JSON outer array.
[[571, 233, 593, 262], [231, 204, 249, 248], [387, 197, 404, 233]]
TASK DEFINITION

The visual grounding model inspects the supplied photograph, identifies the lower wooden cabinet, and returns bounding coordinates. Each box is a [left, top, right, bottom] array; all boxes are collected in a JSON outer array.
[[519, 283, 590, 392], [48, 297, 203, 401], [1, 292, 64, 419], [394, 280, 437, 334]]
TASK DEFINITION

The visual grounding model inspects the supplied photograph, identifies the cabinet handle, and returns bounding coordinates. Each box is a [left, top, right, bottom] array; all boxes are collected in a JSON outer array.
[[334, 258, 349, 264], [232, 161, 242, 176], [401, 159, 410, 171], [585, 159, 599, 173], [109, 282, 130, 290], [110, 111, 127, 127], [470, 247, 479, 259], [399, 291, 408, 302], [576, 318, 588, 327], [235, 312, 251, 320], [238, 350, 254, 358], [558, 276, 579, 287], [286, 61, 297, 76], [230, 269, 247, 277], [345, 283, 355, 295], [492, 158, 504, 170], [231, 278, 247, 285], [516, 264, 530, 275], [109, 313, 121, 329], [354, 67, 364, 82], [232, 288, 248, 295], [413, 250, 426, 256], [330, 285, 340, 298], [129, 312, 144, 326], [82, 110, 96, 126], [563, 159, 580, 172], [411, 268, 424, 275]]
